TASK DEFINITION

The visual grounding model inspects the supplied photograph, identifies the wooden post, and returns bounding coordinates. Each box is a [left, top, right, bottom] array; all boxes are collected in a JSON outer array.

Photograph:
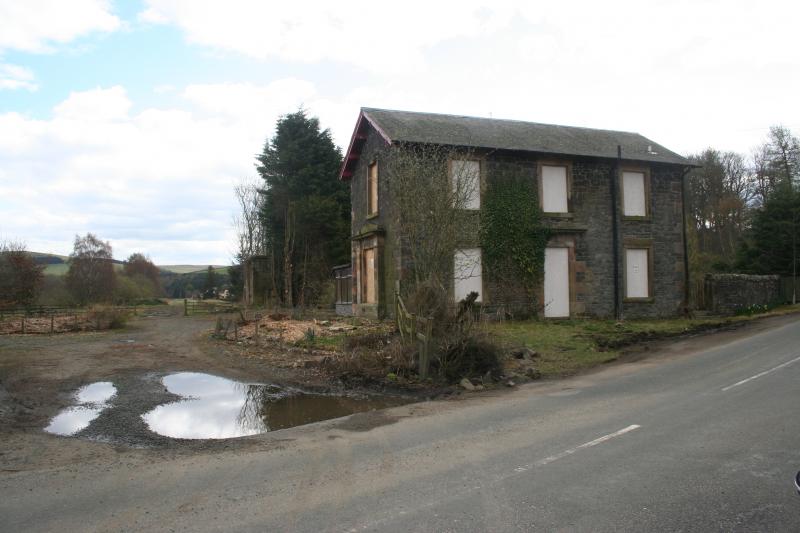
[[184, 298, 188, 317]]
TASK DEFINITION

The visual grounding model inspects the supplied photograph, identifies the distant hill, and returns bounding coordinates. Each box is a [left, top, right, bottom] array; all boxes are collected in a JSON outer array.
[[158, 265, 228, 275], [28, 252, 227, 277], [28, 251, 69, 264]]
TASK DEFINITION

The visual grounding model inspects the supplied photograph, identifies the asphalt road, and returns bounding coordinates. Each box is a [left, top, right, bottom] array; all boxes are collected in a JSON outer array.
[[2, 316, 800, 532]]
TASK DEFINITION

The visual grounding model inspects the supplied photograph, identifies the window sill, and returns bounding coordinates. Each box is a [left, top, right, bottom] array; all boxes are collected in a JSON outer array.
[[623, 297, 654, 303], [366, 212, 379, 220], [622, 215, 651, 222], [542, 212, 574, 219]]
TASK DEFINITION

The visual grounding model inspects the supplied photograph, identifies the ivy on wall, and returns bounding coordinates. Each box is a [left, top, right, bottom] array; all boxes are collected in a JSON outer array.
[[480, 179, 550, 307]]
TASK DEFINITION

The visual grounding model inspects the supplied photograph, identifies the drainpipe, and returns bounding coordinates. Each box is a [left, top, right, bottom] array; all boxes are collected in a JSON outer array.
[[680, 166, 691, 312], [611, 145, 622, 320]]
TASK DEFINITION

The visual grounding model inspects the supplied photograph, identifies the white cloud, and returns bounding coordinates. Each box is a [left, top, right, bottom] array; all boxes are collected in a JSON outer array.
[[131, 0, 800, 155], [182, 79, 316, 120], [0, 62, 37, 91], [139, 0, 516, 73], [54, 85, 131, 121], [0, 81, 327, 264], [0, 0, 120, 53]]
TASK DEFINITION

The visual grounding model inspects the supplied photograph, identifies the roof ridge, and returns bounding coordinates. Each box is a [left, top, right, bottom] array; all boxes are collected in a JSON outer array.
[[360, 107, 643, 137]]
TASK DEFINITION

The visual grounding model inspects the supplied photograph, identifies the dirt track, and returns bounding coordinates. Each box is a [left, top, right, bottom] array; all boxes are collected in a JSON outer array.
[[0, 305, 348, 472]]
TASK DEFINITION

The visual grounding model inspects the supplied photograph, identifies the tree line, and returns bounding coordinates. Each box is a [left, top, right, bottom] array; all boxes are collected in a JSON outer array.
[[686, 125, 800, 278], [0, 234, 224, 308]]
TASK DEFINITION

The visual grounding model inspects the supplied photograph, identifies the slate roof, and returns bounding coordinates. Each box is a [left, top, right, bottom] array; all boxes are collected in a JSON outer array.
[[360, 107, 692, 166]]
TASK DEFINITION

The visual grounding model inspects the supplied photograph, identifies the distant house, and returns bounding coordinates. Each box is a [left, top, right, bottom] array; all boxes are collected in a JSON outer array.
[[337, 108, 694, 319]]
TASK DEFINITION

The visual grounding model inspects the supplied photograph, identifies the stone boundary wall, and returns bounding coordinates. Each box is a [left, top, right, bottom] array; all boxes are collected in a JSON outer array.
[[705, 274, 781, 315]]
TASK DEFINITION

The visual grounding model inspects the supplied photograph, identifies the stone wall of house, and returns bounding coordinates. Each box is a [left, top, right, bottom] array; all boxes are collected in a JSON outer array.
[[349, 127, 393, 318], [705, 274, 781, 315], [481, 154, 686, 319], [619, 164, 686, 319]]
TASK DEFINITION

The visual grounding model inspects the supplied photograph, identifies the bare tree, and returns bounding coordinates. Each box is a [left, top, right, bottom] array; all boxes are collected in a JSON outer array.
[[751, 126, 800, 206], [65, 233, 116, 305], [232, 178, 268, 262], [384, 143, 480, 312], [687, 149, 756, 270], [0, 240, 44, 307]]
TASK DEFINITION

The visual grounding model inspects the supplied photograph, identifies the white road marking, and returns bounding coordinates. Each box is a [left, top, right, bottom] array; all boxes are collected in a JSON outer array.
[[721, 355, 800, 392], [352, 424, 642, 530], [514, 424, 641, 473]]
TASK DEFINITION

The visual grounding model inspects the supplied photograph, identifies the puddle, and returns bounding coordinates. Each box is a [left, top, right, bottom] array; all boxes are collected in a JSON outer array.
[[45, 382, 116, 436], [142, 372, 402, 439]]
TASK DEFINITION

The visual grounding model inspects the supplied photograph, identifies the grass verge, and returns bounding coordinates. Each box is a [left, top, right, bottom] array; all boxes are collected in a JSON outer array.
[[486, 305, 800, 379]]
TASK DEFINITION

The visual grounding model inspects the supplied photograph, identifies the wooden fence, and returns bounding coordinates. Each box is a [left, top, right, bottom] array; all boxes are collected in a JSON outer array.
[[0, 305, 141, 334], [183, 298, 239, 316], [395, 292, 434, 379]]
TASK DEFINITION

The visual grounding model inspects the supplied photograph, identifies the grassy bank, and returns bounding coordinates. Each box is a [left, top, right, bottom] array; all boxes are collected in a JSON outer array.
[[487, 305, 800, 378]]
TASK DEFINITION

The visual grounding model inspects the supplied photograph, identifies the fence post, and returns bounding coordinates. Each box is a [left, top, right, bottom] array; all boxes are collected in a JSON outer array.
[[418, 317, 433, 380], [184, 298, 188, 317]]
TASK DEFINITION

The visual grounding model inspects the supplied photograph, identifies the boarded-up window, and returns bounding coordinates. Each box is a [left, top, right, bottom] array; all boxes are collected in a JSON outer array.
[[368, 162, 378, 215], [363, 248, 376, 303], [625, 248, 650, 298], [622, 171, 646, 217], [454, 248, 482, 302], [451, 159, 480, 209], [542, 165, 568, 213]]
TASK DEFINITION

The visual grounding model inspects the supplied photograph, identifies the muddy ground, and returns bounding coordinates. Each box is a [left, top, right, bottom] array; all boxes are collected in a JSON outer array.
[[0, 305, 421, 472], [3, 305, 797, 476]]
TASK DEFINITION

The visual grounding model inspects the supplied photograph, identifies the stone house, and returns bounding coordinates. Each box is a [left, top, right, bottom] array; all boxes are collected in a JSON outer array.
[[338, 108, 694, 319]]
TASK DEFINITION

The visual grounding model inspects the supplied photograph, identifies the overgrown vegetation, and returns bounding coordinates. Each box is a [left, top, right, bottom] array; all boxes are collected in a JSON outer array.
[[480, 178, 549, 316], [432, 292, 501, 381], [490, 305, 800, 378], [385, 144, 480, 307]]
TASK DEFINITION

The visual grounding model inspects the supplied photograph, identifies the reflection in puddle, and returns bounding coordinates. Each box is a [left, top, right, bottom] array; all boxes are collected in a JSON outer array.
[[76, 381, 116, 404], [45, 381, 116, 436], [142, 372, 401, 439]]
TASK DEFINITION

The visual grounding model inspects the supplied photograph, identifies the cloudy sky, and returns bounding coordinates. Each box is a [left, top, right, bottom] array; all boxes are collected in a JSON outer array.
[[1, 0, 798, 264]]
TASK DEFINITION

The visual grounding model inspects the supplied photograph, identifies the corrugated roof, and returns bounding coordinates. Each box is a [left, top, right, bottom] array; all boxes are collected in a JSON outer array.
[[361, 107, 692, 166]]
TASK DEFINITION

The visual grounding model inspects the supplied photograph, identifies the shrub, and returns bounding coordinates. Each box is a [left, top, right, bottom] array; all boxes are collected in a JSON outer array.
[[87, 307, 131, 330], [735, 302, 777, 316], [342, 331, 390, 352], [436, 331, 502, 382], [332, 332, 415, 379], [427, 290, 503, 383]]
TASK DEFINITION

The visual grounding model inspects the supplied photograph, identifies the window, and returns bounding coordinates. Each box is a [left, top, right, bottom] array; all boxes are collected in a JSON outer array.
[[622, 170, 647, 217], [625, 248, 650, 299], [367, 162, 378, 216], [450, 159, 480, 209], [454, 248, 482, 302], [541, 165, 569, 213]]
